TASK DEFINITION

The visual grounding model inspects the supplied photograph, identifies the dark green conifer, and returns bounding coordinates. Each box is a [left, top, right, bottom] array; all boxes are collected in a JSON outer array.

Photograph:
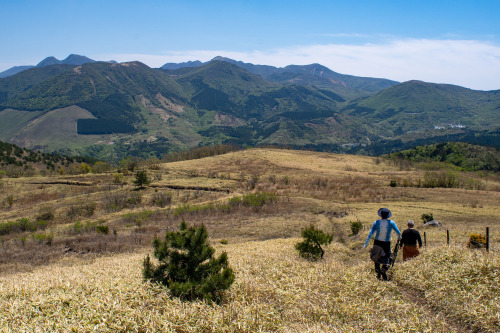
[[295, 225, 333, 260], [143, 221, 235, 303], [134, 170, 150, 189]]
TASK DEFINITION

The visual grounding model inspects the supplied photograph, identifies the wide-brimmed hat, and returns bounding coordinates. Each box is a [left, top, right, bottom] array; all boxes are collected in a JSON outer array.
[[377, 208, 392, 218]]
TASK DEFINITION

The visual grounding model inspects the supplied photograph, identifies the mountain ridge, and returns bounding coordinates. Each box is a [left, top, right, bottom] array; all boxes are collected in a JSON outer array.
[[0, 56, 498, 162]]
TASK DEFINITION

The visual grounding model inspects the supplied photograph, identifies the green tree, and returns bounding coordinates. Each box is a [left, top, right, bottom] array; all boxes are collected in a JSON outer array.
[[143, 221, 235, 303], [92, 161, 113, 173], [134, 170, 150, 189], [295, 225, 333, 261]]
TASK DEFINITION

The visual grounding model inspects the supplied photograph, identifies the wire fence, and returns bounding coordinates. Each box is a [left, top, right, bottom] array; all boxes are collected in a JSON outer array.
[[422, 227, 492, 252]]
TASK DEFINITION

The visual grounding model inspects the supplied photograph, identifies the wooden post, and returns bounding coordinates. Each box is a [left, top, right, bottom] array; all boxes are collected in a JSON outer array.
[[447, 230, 450, 245], [424, 232, 427, 247], [486, 227, 490, 252]]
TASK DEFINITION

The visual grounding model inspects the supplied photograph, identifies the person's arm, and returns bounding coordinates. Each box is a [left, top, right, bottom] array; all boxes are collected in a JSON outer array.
[[364, 221, 377, 248], [400, 229, 406, 246], [417, 230, 423, 248], [392, 221, 401, 240]]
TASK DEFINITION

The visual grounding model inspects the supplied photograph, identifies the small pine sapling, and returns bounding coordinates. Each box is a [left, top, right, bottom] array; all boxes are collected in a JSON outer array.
[[421, 213, 434, 224], [143, 221, 235, 303], [295, 225, 333, 261], [350, 221, 363, 236], [134, 170, 150, 189]]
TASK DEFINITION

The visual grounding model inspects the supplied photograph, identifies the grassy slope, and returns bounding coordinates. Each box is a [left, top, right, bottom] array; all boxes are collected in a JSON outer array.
[[8, 105, 98, 149], [0, 109, 44, 141], [0, 148, 499, 332]]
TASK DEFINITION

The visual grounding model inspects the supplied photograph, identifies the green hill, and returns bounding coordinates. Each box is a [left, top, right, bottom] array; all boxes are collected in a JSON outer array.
[[343, 80, 500, 134], [0, 60, 499, 162], [387, 142, 500, 172]]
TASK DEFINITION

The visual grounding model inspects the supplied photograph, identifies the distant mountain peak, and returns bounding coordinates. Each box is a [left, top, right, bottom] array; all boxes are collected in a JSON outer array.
[[37, 56, 61, 67], [62, 54, 95, 65], [36, 55, 96, 68]]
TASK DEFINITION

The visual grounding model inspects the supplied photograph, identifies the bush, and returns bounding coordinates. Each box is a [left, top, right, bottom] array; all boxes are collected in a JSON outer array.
[[82, 202, 97, 217], [350, 221, 363, 236], [127, 192, 142, 206], [0, 218, 48, 235], [295, 225, 333, 261], [151, 191, 172, 207], [5, 194, 15, 208], [103, 193, 129, 212], [36, 209, 55, 222], [467, 233, 487, 248], [134, 170, 150, 188], [71, 220, 101, 234], [421, 213, 434, 223], [122, 210, 154, 226], [390, 180, 397, 187], [113, 173, 124, 184], [32, 232, 53, 245], [143, 221, 235, 303], [241, 192, 277, 210], [96, 225, 110, 235]]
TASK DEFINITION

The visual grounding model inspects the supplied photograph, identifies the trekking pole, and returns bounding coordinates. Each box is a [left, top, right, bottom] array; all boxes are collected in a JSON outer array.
[[424, 232, 427, 247], [447, 230, 449, 246], [486, 227, 489, 252]]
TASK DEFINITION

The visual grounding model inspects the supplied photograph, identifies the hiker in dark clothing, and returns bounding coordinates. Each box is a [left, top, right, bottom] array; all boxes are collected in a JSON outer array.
[[400, 220, 422, 261]]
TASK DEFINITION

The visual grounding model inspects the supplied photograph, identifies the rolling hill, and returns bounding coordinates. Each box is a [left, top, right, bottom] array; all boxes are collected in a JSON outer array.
[[0, 148, 498, 332]]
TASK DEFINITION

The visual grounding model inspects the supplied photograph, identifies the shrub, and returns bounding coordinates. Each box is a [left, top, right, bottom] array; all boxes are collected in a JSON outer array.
[[241, 192, 277, 210], [151, 192, 172, 208], [122, 210, 154, 226], [67, 205, 81, 221], [36, 207, 55, 222], [143, 221, 235, 303], [0, 218, 47, 235], [92, 161, 113, 173], [127, 192, 142, 206], [467, 233, 487, 248], [113, 173, 124, 184], [71, 220, 100, 234], [295, 225, 333, 261], [350, 221, 363, 236], [81, 202, 97, 217], [96, 225, 110, 235], [421, 213, 434, 223], [390, 180, 397, 187], [246, 174, 259, 189], [5, 194, 15, 209], [32, 233, 53, 245], [134, 170, 150, 188], [103, 193, 129, 212]]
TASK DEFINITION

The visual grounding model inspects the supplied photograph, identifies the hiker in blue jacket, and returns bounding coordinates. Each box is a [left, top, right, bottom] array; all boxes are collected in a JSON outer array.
[[364, 208, 401, 280]]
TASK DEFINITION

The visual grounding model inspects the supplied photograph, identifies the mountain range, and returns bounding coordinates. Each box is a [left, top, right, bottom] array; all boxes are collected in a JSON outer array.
[[0, 55, 498, 163], [0, 54, 100, 78]]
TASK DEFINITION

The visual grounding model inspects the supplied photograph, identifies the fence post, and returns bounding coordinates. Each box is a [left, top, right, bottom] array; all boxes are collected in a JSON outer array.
[[447, 230, 449, 245], [486, 227, 490, 252], [424, 232, 427, 247]]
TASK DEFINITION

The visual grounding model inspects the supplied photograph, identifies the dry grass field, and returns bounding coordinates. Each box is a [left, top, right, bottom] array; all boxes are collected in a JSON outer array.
[[0, 148, 499, 332]]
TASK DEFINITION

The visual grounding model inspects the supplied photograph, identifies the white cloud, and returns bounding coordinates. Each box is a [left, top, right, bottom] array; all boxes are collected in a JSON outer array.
[[103, 39, 500, 90]]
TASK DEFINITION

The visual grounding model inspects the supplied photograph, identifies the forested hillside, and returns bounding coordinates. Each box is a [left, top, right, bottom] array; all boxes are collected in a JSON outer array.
[[0, 140, 98, 177], [387, 142, 500, 172]]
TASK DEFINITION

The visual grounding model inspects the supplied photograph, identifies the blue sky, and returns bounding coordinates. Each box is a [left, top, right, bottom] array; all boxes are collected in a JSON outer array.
[[1, 0, 500, 90]]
